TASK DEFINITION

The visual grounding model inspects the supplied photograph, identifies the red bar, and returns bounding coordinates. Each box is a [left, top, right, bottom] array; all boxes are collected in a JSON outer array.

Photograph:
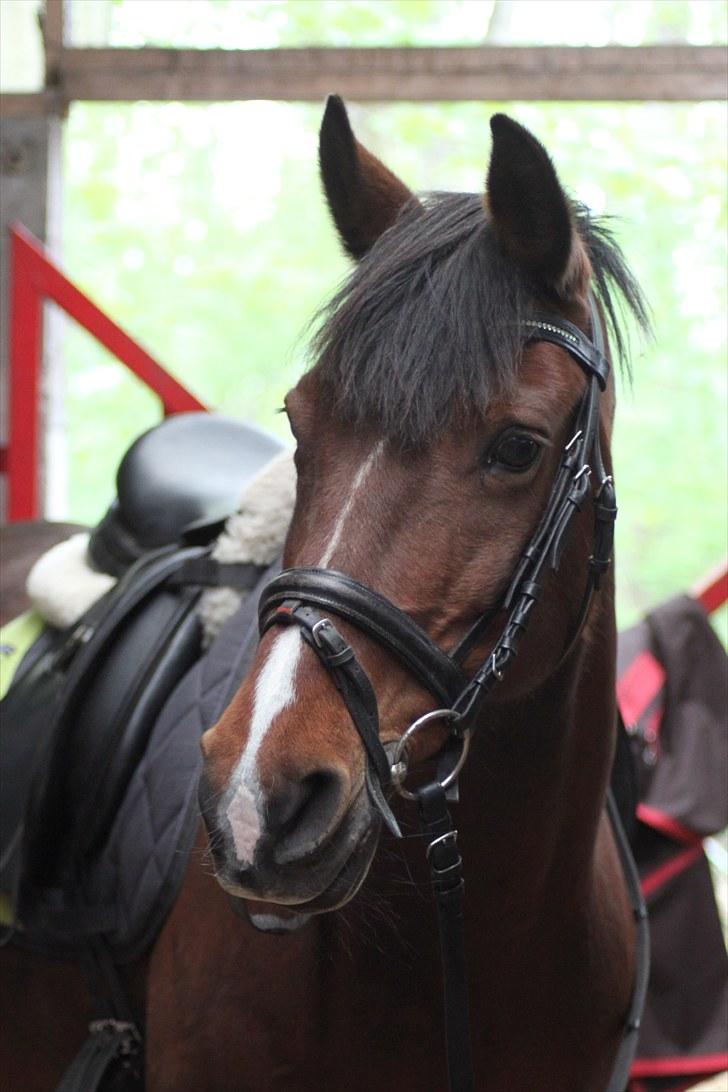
[[636, 804, 702, 846], [12, 224, 207, 417], [640, 842, 703, 899], [7, 227, 43, 519], [630, 1051, 728, 1077], [693, 559, 728, 615], [5, 225, 209, 521], [616, 650, 666, 728]]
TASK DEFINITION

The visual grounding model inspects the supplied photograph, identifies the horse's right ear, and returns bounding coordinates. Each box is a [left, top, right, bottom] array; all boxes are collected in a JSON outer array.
[[319, 95, 413, 260]]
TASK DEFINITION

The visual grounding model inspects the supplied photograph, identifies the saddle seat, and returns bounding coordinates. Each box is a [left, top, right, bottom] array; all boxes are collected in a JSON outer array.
[[88, 412, 283, 575]]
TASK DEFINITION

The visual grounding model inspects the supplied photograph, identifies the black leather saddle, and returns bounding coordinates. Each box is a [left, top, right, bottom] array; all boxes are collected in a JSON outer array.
[[0, 412, 283, 940], [88, 412, 283, 576]]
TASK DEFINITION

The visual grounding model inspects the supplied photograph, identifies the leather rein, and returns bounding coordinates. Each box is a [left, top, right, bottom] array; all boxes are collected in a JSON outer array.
[[256, 294, 648, 1092]]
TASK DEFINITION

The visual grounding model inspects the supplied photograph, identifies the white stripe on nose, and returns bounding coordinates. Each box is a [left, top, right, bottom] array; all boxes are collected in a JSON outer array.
[[223, 441, 383, 865], [318, 440, 383, 567], [224, 627, 302, 864]]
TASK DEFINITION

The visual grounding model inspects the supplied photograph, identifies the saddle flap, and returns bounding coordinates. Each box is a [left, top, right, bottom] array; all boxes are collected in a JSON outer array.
[[0, 545, 207, 932]]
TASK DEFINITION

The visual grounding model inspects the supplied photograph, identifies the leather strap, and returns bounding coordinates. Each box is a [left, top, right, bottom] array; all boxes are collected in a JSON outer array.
[[271, 602, 401, 837], [55, 1022, 142, 1092], [260, 568, 466, 706], [57, 936, 143, 1092], [605, 788, 650, 1092], [168, 557, 268, 590], [417, 782, 474, 1092], [523, 313, 609, 389]]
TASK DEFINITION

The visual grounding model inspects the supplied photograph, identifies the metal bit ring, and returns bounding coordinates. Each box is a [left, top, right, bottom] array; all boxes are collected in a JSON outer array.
[[391, 708, 471, 801]]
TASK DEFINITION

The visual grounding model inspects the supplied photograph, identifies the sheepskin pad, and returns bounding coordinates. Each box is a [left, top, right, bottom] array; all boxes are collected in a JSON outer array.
[[26, 448, 297, 642]]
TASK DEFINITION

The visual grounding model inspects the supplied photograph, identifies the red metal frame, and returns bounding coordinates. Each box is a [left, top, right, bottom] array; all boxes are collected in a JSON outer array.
[[4, 223, 207, 521], [693, 558, 728, 615]]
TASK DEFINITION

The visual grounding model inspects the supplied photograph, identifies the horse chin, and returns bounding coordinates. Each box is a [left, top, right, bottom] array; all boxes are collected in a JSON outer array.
[[292, 818, 381, 914], [215, 805, 381, 918], [242, 826, 379, 932]]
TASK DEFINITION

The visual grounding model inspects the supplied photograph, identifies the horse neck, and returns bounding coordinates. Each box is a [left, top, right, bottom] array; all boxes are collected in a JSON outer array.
[[458, 586, 618, 917]]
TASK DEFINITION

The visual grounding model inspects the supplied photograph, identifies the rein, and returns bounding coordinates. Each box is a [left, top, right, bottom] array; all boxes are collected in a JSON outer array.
[[256, 294, 648, 1092]]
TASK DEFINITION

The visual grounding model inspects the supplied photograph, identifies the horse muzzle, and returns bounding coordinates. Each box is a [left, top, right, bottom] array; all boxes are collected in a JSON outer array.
[[199, 771, 379, 910]]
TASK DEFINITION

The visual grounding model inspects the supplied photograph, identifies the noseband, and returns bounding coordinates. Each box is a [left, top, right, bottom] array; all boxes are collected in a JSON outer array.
[[257, 294, 647, 1092], [258, 293, 615, 826]]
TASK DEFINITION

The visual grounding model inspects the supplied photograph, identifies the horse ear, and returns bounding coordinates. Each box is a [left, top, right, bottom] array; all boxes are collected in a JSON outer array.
[[486, 114, 589, 297], [319, 95, 413, 260]]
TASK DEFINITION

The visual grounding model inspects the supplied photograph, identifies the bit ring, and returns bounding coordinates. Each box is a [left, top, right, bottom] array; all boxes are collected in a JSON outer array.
[[391, 709, 470, 801]]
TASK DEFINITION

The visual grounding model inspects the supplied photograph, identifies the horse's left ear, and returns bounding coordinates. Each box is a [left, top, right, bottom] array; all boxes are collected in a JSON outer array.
[[319, 95, 414, 260], [486, 114, 589, 298]]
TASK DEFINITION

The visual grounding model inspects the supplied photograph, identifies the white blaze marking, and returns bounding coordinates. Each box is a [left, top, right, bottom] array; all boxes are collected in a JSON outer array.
[[317, 441, 383, 567], [226, 781, 261, 865], [225, 627, 302, 863], [224, 442, 383, 865]]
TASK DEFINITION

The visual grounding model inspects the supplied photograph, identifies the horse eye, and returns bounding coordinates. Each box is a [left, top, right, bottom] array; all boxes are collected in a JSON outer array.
[[489, 433, 541, 472]]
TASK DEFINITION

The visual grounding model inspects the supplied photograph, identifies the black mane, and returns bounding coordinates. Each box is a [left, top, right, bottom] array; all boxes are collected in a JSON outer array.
[[309, 192, 649, 448]]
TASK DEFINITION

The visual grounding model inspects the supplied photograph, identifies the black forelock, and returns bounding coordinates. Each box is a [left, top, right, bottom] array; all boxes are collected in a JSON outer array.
[[308, 192, 649, 448]]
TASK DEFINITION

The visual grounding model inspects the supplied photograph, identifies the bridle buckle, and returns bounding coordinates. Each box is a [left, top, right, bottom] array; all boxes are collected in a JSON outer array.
[[426, 829, 458, 860]]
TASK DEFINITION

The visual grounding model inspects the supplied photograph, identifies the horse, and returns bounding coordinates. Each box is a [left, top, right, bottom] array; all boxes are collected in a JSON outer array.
[[0, 98, 651, 1091]]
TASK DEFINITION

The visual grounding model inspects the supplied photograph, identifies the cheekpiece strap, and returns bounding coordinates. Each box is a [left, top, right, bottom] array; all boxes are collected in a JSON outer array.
[[267, 599, 402, 838]]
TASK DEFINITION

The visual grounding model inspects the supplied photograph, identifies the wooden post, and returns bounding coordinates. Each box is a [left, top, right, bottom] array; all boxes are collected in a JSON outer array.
[[40, 0, 65, 91]]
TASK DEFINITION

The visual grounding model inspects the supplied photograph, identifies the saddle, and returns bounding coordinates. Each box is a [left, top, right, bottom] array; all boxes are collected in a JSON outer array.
[[0, 412, 283, 940]]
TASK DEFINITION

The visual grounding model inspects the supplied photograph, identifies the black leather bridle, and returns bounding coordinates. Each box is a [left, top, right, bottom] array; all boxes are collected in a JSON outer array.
[[257, 294, 648, 1092], [259, 294, 614, 823]]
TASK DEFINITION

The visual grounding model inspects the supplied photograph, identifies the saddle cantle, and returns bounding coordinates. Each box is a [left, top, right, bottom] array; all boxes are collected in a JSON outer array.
[[88, 412, 283, 575], [0, 412, 283, 942]]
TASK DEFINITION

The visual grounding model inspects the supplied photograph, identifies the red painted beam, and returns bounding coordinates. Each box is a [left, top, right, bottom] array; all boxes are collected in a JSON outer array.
[[7, 227, 43, 520], [12, 224, 207, 417], [693, 559, 728, 615], [5, 224, 208, 521]]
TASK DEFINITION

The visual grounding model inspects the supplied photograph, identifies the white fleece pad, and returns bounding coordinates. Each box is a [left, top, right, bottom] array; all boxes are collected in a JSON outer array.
[[26, 448, 298, 639], [26, 533, 116, 630], [198, 448, 297, 642]]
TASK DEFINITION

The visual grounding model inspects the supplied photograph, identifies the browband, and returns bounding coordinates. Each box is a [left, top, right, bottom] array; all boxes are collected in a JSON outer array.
[[523, 312, 609, 389]]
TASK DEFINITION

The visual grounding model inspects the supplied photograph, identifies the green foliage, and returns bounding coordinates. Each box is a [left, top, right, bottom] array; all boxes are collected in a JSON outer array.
[[61, 1, 726, 631]]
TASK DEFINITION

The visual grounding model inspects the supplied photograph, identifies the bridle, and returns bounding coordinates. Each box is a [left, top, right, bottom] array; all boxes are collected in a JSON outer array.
[[259, 293, 613, 825], [257, 293, 648, 1092]]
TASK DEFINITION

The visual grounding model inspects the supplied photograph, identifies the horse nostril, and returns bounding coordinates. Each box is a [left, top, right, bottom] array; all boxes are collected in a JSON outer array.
[[267, 770, 346, 865]]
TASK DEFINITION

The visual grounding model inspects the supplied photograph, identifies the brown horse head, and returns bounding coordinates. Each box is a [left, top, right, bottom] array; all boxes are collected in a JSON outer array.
[[200, 98, 647, 921]]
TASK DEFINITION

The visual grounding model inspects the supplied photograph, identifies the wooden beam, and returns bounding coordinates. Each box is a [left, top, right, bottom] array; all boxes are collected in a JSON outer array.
[[56, 44, 727, 103], [39, 0, 65, 86], [0, 93, 61, 119]]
